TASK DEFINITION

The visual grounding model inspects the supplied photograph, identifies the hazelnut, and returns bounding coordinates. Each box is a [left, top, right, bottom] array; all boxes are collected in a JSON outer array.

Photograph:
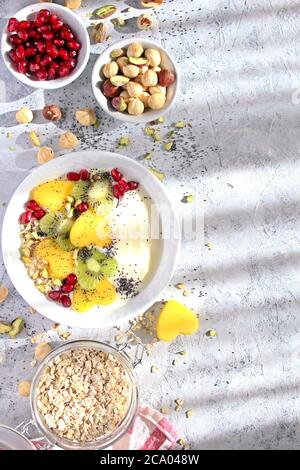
[[137, 13, 154, 30], [149, 85, 166, 95], [120, 90, 130, 103], [148, 92, 166, 110], [37, 146, 55, 164], [103, 79, 120, 98], [128, 98, 145, 115], [35, 342, 53, 361], [103, 61, 119, 78], [123, 64, 140, 79], [145, 49, 161, 67], [111, 48, 125, 59], [16, 107, 33, 124], [117, 56, 130, 71], [59, 131, 79, 149], [18, 380, 31, 397], [65, 0, 82, 8], [76, 108, 97, 126], [43, 104, 62, 121], [139, 65, 149, 75], [127, 42, 144, 58], [140, 92, 151, 108], [158, 69, 176, 87], [127, 81, 144, 98], [142, 70, 158, 87]]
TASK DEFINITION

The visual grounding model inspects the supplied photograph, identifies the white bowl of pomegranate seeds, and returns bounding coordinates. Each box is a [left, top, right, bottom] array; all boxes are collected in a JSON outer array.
[[1, 3, 90, 89]]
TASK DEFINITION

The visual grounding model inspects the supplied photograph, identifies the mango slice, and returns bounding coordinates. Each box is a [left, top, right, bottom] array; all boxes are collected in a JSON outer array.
[[70, 210, 112, 248], [31, 180, 74, 211], [34, 239, 74, 280], [72, 279, 117, 313], [156, 300, 200, 342]]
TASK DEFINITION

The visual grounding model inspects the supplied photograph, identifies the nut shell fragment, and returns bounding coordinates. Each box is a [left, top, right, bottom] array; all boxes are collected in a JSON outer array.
[[37, 146, 54, 164], [18, 380, 31, 397], [59, 131, 79, 149], [35, 342, 53, 361], [76, 108, 97, 126]]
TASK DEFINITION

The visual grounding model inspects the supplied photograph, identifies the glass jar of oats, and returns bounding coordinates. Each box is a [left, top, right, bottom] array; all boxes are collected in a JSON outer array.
[[29, 340, 139, 450]]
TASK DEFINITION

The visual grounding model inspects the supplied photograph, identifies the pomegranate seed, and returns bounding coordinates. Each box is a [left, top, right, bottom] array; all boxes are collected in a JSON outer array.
[[36, 69, 48, 81], [34, 40, 45, 53], [66, 274, 77, 285], [69, 50, 78, 58], [33, 209, 46, 220], [48, 65, 56, 80], [16, 45, 25, 59], [62, 283, 75, 294], [45, 41, 58, 59], [48, 290, 62, 302], [54, 38, 65, 47], [40, 56, 52, 67], [58, 64, 70, 77], [42, 31, 54, 41], [37, 24, 50, 33], [80, 169, 90, 181], [26, 200, 40, 211], [51, 20, 64, 32], [67, 40, 81, 51], [58, 48, 69, 61], [9, 50, 18, 63], [35, 53, 43, 64], [111, 168, 122, 182], [113, 185, 124, 199], [9, 34, 22, 46], [67, 172, 80, 181], [49, 14, 58, 24], [29, 61, 40, 73], [65, 58, 76, 70], [77, 202, 89, 213], [24, 47, 37, 58], [127, 181, 139, 191], [18, 60, 28, 74], [52, 61, 59, 71], [60, 29, 74, 41], [39, 9, 51, 20], [28, 29, 40, 40], [17, 29, 29, 42], [7, 18, 19, 33], [19, 211, 32, 224], [118, 179, 130, 192], [19, 20, 31, 30], [61, 295, 72, 308]]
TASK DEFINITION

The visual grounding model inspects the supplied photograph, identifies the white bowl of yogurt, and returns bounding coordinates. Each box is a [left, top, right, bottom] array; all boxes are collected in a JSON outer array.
[[2, 150, 180, 329]]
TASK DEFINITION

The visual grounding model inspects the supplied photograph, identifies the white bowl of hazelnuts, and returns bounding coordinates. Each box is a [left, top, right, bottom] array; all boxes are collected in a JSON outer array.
[[92, 38, 179, 123]]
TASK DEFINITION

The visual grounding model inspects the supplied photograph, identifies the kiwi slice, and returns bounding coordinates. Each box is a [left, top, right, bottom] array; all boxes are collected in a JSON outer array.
[[71, 180, 91, 201], [88, 180, 114, 216], [56, 235, 75, 252], [76, 248, 118, 291], [39, 212, 74, 237]]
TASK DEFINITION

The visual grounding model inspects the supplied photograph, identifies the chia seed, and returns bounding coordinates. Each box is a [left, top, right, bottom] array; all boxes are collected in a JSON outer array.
[[115, 274, 141, 299]]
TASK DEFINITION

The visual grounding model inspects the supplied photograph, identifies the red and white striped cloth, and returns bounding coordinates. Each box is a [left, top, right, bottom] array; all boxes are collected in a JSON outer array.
[[113, 405, 178, 450], [33, 405, 178, 450]]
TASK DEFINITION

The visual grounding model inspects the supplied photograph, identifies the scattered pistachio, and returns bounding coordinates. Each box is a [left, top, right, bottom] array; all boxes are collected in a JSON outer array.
[[16, 107, 33, 124], [9, 318, 25, 338], [0, 322, 12, 334], [177, 350, 186, 356], [206, 242, 213, 250], [95, 4, 117, 19], [110, 75, 130, 87], [93, 22, 107, 44], [137, 13, 154, 30], [0, 286, 9, 304], [149, 167, 165, 181], [206, 329, 218, 337], [176, 283, 186, 290], [160, 407, 170, 415], [144, 152, 153, 160], [167, 130, 175, 138], [118, 136, 130, 146], [164, 141, 175, 151], [175, 121, 186, 128], [154, 133, 161, 142], [37, 146, 54, 164], [112, 17, 126, 27], [6, 132, 13, 139], [145, 127, 155, 136], [183, 290, 191, 297], [94, 119, 101, 129], [182, 195, 194, 203], [157, 116, 165, 124], [76, 108, 97, 126], [28, 131, 41, 147], [151, 365, 159, 374], [18, 380, 31, 397], [186, 409, 194, 419]]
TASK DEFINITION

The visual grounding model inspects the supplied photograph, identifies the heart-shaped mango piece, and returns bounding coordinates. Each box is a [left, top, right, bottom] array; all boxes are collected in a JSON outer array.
[[156, 300, 200, 342]]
